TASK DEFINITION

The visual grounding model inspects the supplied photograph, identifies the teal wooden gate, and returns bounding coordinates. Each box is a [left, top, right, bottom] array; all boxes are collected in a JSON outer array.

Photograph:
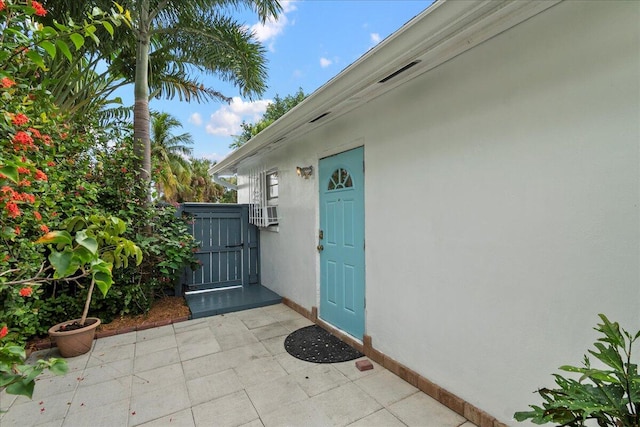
[[177, 204, 259, 295]]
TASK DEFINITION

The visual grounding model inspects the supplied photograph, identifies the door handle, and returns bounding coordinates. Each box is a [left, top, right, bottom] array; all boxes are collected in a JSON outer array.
[[317, 245, 324, 251]]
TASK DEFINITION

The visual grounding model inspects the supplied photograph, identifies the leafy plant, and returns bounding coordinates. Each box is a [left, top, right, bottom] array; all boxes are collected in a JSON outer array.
[[34, 215, 143, 326], [0, 0, 128, 404], [0, 340, 67, 399], [515, 314, 639, 426]]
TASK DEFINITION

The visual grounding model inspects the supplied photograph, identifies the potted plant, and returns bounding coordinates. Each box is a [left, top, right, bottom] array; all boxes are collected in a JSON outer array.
[[36, 215, 142, 357]]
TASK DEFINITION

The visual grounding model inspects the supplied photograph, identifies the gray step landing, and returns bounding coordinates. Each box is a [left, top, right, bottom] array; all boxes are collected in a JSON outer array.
[[185, 284, 282, 319]]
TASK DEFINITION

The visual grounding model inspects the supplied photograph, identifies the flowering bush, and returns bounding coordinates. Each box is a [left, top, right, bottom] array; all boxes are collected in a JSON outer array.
[[0, 0, 128, 400]]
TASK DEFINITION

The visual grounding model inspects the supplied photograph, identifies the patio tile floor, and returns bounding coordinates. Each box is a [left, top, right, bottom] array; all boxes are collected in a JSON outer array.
[[0, 304, 476, 427]]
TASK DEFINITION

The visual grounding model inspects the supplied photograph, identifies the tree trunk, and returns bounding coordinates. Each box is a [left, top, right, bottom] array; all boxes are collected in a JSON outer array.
[[80, 277, 95, 326], [133, 0, 152, 202]]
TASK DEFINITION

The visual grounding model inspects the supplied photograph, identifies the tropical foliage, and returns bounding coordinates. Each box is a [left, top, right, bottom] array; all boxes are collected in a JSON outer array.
[[150, 111, 193, 201], [0, 0, 129, 399], [44, 0, 282, 195], [0, 1, 199, 401], [515, 314, 639, 427], [231, 87, 307, 149]]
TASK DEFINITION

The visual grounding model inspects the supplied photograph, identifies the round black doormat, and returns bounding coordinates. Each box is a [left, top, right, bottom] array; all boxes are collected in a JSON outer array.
[[284, 325, 364, 363]]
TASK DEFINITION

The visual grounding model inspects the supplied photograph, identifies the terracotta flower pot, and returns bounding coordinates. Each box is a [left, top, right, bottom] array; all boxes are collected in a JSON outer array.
[[48, 318, 101, 358]]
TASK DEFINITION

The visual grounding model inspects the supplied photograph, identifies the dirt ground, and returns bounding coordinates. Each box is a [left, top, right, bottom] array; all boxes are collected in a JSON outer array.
[[97, 296, 190, 332]]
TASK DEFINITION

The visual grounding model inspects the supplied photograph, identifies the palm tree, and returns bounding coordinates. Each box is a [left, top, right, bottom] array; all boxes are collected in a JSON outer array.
[[150, 112, 193, 202], [44, 0, 282, 196]]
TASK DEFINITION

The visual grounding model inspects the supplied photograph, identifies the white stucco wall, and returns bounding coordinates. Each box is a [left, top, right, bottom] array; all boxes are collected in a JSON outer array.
[[237, 1, 639, 423]]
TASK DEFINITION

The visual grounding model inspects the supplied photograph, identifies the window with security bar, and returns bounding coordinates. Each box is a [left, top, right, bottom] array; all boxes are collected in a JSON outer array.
[[248, 168, 279, 227]]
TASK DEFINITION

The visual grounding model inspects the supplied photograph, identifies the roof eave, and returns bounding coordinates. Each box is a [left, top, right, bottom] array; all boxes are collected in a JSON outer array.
[[210, 0, 560, 176]]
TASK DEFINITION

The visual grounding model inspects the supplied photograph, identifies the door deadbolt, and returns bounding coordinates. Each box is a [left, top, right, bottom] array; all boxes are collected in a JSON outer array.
[[317, 244, 324, 251]]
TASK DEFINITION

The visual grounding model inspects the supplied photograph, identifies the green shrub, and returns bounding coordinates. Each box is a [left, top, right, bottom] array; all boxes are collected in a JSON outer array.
[[515, 314, 639, 426]]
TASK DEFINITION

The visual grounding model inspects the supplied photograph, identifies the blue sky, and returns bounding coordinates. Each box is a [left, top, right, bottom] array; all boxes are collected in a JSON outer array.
[[146, 1, 433, 162]]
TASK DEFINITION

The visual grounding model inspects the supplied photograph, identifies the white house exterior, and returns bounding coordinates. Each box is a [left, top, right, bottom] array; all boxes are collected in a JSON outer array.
[[211, 1, 640, 424]]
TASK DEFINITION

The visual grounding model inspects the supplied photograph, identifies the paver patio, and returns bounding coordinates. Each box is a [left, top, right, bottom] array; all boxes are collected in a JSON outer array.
[[0, 304, 477, 427]]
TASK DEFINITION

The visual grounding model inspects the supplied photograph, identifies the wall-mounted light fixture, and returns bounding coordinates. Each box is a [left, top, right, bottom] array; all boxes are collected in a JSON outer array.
[[296, 165, 313, 179]]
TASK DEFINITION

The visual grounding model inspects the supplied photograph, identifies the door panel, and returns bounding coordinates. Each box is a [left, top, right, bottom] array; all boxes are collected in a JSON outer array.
[[319, 147, 365, 339]]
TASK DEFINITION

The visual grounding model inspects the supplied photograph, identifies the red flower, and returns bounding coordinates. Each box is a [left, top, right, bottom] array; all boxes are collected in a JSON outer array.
[[5, 202, 20, 218], [34, 211, 42, 220], [21, 193, 35, 203], [35, 170, 47, 181], [40, 224, 49, 233], [121, 167, 127, 173], [14, 226, 20, 235], [42, 135, 52, 145], [0, 325, 7, 339], [0, 1, 5, 12], [28, 128, 42, 139], [47, 161, 55, 167], [12, 131, 34, 150], [18, 179, 31, 187], [17, 167, 30, 175], [31, 1, 46, 16], [19, 287, 33, 297], [12, 113, 29, 126], [1, 77, 15, 88]]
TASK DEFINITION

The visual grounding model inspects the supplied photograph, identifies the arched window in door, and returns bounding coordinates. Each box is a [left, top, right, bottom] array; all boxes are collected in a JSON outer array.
[[328, 168, 353, 190]]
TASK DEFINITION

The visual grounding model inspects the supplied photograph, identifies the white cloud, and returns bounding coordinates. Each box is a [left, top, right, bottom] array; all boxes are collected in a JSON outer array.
[[200, 152, 228, 164], [370, 33, 381, 44], [250, 0, 297, 50], [204, 97, 272, 137], [319, 57, 332, 68], [188, 112, 202, 126]]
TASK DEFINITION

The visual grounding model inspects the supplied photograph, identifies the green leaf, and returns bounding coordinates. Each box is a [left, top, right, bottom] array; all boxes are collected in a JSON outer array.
[[25, 50, 47, 70], [5, 379, 35, 398], [53, 21, 68, 32], [596, 314, 625, 348], [40, 40, 56, 59], [102, 21, 114, 37], [0, 165, 19, 183], [110, 216, 126, 234], [48, 359, 68, 376], [75, 230, 98, 254], [35, 230, 73, 246], [55, 39, 72, 61], [48, 249, 80, 278], [93, 270, 113, 297], [66, 216, 88, 233], [69, 33, 85, 50], [589, 342, 624, 372], [40, 26, 58, 38], [0, 373, 21, 388], [72, 245, 94, 264]]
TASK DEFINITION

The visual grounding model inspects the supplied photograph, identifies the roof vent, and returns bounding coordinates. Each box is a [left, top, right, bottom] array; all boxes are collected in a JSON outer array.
[[378, 60, 421, 83], [309, 112, 331, 123]]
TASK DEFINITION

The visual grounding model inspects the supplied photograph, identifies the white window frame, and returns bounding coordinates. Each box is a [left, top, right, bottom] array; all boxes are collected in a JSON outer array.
[[248, 168, 279, 227]]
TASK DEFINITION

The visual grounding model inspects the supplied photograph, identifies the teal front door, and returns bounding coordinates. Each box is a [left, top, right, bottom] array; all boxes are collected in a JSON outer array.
[[319, 147, 365, 339]]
